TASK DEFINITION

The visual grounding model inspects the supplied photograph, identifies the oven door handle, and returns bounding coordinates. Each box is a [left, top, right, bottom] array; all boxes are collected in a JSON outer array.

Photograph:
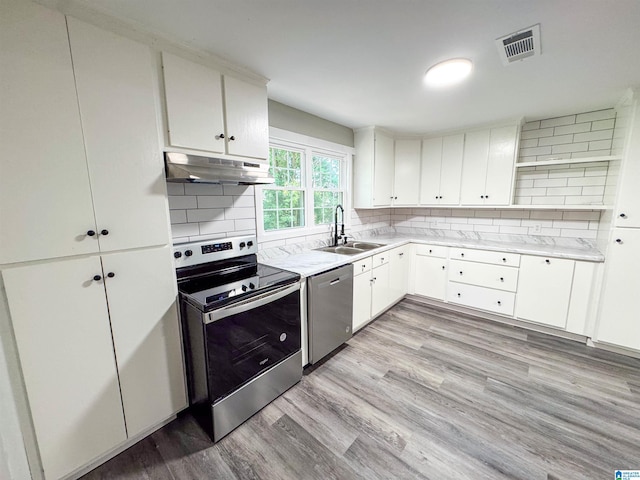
[[206, 281, 301, 324]]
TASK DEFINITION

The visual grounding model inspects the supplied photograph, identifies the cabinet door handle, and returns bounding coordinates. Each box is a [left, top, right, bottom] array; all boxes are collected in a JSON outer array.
[[461, 253, 465, 257], [457, 293, 461, 297], [500, 277, 504, 282], [497, 300, 502, 306], [459, 271, 463, 275], [362, 264, 366, 270], [399, 252, 404, 257], [429, 249, 432, 253], [100, 229, 109, 236], [480, 195, 485, 199], [615, 238, 623, 244], [485, 195, 489, 199], [86, 230, 96, 237], [502, 258, 507, 262], [619, 213, 627, 218], [107, 272, 115, 278], [93, 275, 102, 281], [441, 266, 445, 270], [545, 259, 551, 264], [435, 196, 438, 199], [439, 196, 443, 199], [217, 133, 225, 139], [229, 135, 235, 141]]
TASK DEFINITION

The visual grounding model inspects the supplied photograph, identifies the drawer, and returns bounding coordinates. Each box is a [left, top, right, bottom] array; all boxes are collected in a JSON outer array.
[[372, 251, 390, 268], [449, 259, 518, 292], [352, 256, 372, 276], [414, 244, 448, 258], [450, 248, 521, 267], [447, 282, 516, 316]]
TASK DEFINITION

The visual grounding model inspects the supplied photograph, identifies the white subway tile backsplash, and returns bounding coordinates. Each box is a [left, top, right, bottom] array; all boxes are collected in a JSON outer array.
[[588, 139, 613, 151], [499, 226, 529, 235], [170, 223, 199, 238], [199, 220, 237, 235], [169, 210, 187, 224], [197, 196, 233, 208], [551, 142, 589, 154], [561, 229, 597, 239], [166, 183, 185, 195], [522, 121, 541, 131], [531, 196, 564, 205], [545, 186, 583, 196], [591, 119, 615, 131], [537, 134, 574, 147], [186, 208, 224, 223], [553, 220, 589, 230], [223, 185, 254, 197], [168, 195, 197, 210], [567, 176, 607, 186], [233, 195, 255, 207], [564, 195, 605, 205], [520, 128, 555, 140], [573, 129, 613, 143], [553, 123, 591, 135], [520, 145, 553, 157], [184, 183, 223, 196], [225, 207, 256, 220], [540, 115, 576, 128], [533, 178, 567, 188], [234, 219, 257, 231], [519, 138, 540, 148], [575, 109, 615, 123]]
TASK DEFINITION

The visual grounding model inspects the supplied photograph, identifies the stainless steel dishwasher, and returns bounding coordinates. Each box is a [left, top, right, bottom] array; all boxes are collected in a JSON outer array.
[[308, 264, 354, 364]]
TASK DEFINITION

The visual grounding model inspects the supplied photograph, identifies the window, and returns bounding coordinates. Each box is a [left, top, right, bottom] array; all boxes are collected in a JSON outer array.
[[257, 129, 353, 240]]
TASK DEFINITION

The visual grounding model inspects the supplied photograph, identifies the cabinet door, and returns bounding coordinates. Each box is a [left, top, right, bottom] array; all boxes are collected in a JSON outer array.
[[393, 139, 421, 205], [223, 76, 269, 161], [162, 52, 225, 153], [414, 255, 448, 300], [439, 134, 465, 205], [515, 256, 575, 328], [597, 229, 640, 350], [485, 125, 517, 205], [388, 246, 410, 303], [420, 137, 443, 204], [371, 263, 391, 317], [615, 102, 640, 228], [102, 247, 187, 438], [2, 258, 127, 480], [68, 19, 171, 252], [460, 129, 490, 205], [0, 1, 97, 264], [373, 132, 395, 206], [353, 270, 373, 332]]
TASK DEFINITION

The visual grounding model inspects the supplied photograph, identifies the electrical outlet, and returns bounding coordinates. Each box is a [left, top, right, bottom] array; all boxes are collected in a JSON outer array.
[[532, 223, 542, 234]]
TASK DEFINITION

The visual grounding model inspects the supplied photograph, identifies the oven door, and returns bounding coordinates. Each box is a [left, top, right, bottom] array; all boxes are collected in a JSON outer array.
[[204, 282, 301, 402]]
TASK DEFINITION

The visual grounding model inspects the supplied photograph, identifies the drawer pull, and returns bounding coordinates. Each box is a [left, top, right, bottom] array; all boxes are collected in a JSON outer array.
[[545, 259, 551, 264], [461, 253, 465, 257], [429, 249, 432, 253], [441, 266, 445, 270], [620, 213, 627, 218], [502, 257, 506, 262], [616, 238, 622, 244], [497, 301, 502, 306], [459, 271, 463, 275], [457, 293, 461, 297], [500, 277, 504, 282], [399, 253, 404, 257]]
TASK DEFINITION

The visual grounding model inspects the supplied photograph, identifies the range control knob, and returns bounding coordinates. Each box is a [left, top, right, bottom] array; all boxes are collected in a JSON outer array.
[[247, 241, 254, 247], [239, 242, 246, 248], [184, 249, 193, 257], [242, 285, 248, 292], [249, 283, 255, 289], [174, 251, 182, 259]]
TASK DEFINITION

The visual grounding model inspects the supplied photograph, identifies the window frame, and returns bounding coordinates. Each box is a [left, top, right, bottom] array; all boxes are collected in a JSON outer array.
[[256, 127, 354, 243]]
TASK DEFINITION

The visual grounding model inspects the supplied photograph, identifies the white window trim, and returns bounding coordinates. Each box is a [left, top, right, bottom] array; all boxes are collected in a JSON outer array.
[[256, 127, 354, 243]]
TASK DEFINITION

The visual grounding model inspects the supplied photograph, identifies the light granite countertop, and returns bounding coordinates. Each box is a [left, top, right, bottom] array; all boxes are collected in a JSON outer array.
[[259, 229, 605, 278]]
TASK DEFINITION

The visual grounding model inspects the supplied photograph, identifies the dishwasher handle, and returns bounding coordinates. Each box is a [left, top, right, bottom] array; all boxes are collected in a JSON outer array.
[[329, 278, 341, 285]]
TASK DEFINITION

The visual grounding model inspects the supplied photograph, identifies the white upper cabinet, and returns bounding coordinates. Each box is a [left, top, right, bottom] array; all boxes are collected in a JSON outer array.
[[162, 52, 225, 154], [354, 128, 395, 208], [393, 139, 421, 206], [461, 125, 518, 205], [162, 52, 268, 161], [420, 134, 464, 205], [223, 75, 269, 159], [0, 1, 98, 264], [68, 18, 171, 253]]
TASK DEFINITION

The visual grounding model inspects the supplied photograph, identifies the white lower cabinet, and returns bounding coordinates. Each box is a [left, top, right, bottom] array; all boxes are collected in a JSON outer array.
[[371, 252, 392, 317], [515, 256, 575, 329], [388, 245, 410, 304], [413, 244, 449, 300], [2, 246, 186, 479], [352, 257, 373, 332], [596, 229, 640, 350], [447, 282, 516, 316]]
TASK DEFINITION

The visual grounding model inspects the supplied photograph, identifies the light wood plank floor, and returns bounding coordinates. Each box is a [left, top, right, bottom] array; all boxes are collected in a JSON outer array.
[[82, 299, 640, 480]]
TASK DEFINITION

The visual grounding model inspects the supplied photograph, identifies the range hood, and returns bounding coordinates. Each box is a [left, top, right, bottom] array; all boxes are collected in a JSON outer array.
[[164, 152, 274, 185]]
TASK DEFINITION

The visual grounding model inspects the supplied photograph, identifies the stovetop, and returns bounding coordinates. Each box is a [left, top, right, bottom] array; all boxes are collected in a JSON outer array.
[[174, 235, 300, 312]]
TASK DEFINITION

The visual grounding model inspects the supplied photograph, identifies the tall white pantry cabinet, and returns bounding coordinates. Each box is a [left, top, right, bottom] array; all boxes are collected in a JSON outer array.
[[596, 94, 640, 351], [0, 2, 187, 479]]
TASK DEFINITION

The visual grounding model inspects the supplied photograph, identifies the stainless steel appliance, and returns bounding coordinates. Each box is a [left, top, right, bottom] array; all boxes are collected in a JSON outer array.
[[165, 152, 275, 185], [175, 235, 301, 442], [308, 264, 354, 364]]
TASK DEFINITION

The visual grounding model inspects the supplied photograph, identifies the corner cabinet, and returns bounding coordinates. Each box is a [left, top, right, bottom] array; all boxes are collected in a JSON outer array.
[[162, 52, 268, 161], [460, 125, 518, 206], [353, 128, 395, 208]]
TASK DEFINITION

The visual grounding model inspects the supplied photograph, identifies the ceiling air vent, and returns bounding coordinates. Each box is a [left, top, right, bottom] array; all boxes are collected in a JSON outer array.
[[496, 24, 541, 65]]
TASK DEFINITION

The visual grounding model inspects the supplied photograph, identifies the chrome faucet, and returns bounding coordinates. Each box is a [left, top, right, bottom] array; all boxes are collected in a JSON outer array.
[[334, 204, 345, 246]]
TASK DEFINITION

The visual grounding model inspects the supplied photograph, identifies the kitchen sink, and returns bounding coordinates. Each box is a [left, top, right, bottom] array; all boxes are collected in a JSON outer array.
[[315, 241, 385, 256]]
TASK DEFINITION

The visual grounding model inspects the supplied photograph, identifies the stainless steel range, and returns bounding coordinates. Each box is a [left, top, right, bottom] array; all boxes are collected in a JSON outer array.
[[174, 235, 302, 442]]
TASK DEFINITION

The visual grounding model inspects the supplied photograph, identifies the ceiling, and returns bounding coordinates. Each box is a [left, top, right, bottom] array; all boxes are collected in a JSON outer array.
[[64, 0, 640, 134]]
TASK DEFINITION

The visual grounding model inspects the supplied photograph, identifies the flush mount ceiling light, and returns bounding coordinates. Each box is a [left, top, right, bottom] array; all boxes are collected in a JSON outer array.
[[424, 58, 472, 87]]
